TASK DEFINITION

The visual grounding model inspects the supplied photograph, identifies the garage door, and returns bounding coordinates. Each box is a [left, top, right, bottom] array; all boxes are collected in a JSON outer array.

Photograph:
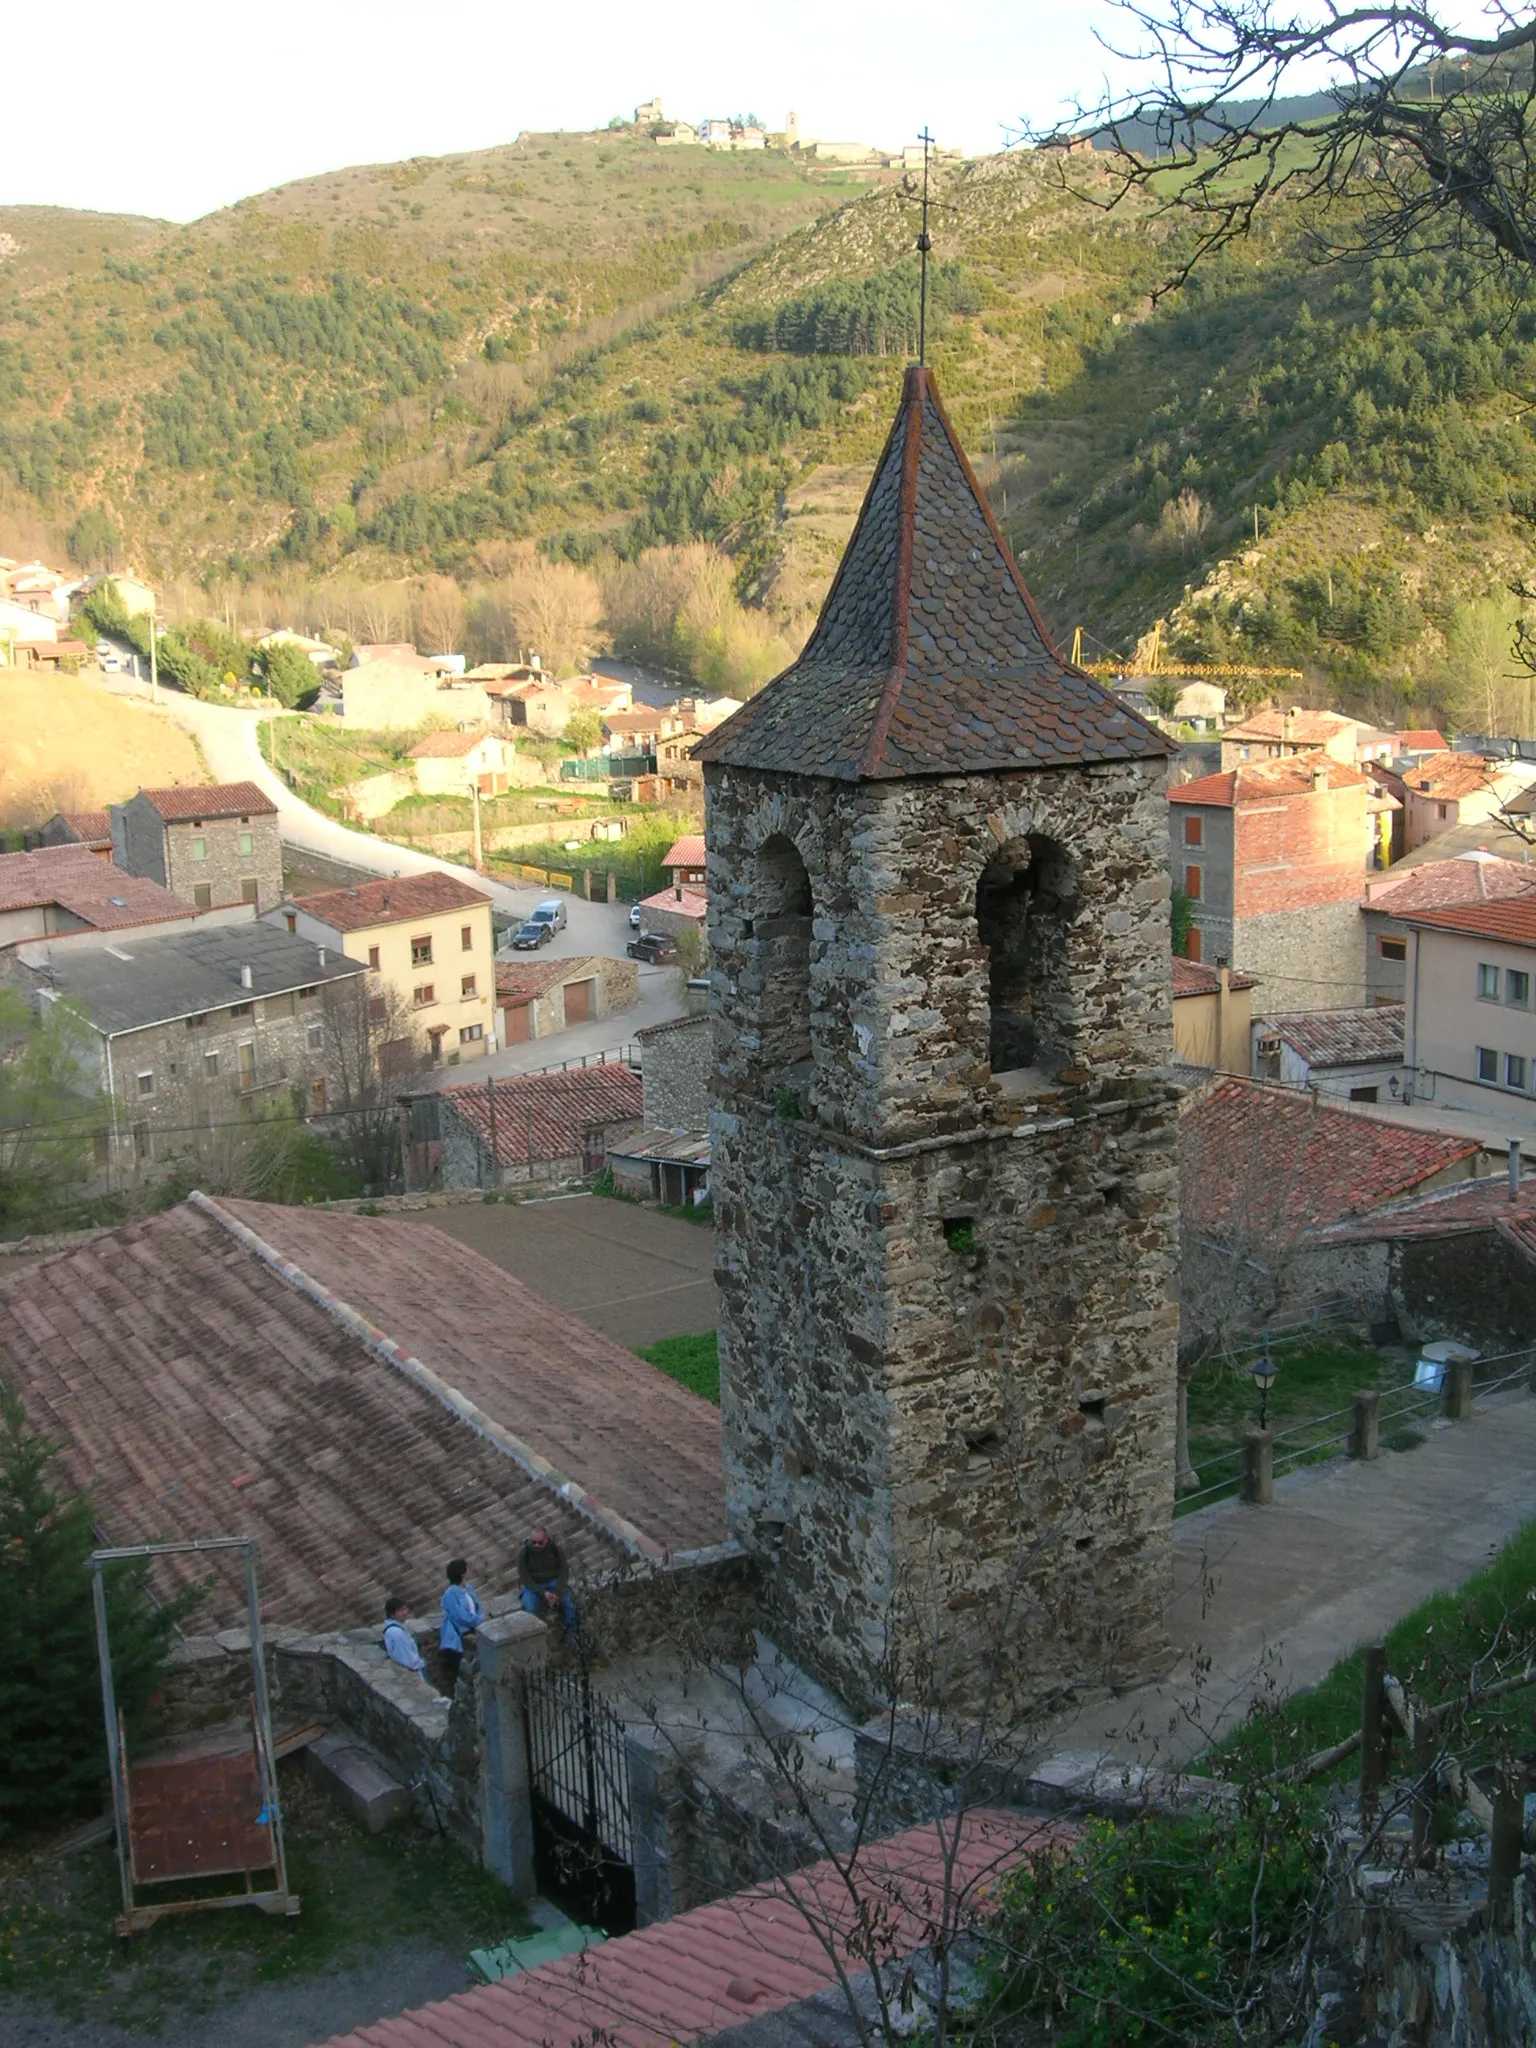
[[564, 978, 595, 1025], [502, 1001, 531, 1044]]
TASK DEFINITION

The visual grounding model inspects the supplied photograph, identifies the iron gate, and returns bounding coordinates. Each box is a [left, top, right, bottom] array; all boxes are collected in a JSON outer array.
[[523, 1668, 636, 1934]]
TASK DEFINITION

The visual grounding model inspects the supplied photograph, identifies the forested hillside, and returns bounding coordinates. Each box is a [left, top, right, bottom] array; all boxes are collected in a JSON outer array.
[[6, 129, 1536, 725]]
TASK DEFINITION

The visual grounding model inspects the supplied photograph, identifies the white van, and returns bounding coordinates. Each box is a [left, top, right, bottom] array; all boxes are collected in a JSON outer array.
[[530, 899, 567, 933]]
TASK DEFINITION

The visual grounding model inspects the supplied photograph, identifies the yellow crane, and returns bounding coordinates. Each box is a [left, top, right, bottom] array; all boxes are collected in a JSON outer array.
[[1068, 621, 1303, 684]]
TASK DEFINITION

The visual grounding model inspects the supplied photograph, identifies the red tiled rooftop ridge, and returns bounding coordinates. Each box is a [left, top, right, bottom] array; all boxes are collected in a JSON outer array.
[[661, 833, 706, 869], [696, 367, 1169, 782], [1401, 751, 1503, 799], [441, 1064, 644, 1170], [135, 781, 277, 820], [1265, 1006, 1404, 1067], [1222, 707, 1359, 743], [1171, 956, 1258, 996], [57, 808, 112, 842], [1398, 895, 1536, 946], [1171, 755, 1369, 807], [1362, 853, 1536, 914], [0, 844, 193, 928], [408, 731, 493, 758], [295, 871, 492, 930], [316, 1809, 1063, 2048]]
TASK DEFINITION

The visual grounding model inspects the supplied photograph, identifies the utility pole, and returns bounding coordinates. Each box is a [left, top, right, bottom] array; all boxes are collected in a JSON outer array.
[[471, 778, 484, 870]]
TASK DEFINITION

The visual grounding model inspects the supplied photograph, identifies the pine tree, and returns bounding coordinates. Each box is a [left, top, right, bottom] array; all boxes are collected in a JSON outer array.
[[0, 1383, 190, 1829]]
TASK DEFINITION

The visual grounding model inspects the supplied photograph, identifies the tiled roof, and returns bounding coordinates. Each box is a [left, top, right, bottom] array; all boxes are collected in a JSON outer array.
[[639, 884, 707, 920], [408, 731, 493, 758], [1402, 751, 1500, 799], [318, 1809, 1061, 2048], [1181, 1078, 1477, 1237], [1398, 896, 1536, 946], [1171, 956, 1258, 996], [661, 834, 707, 869], [636, 1010, 711, 1044], [216, 1199, 726, 1556], [1221, 708, 1359, 744], [0, 1201, 629, 1631], [54, 809, 112, 844], [495, 955, 596, 1001], [135, 782, 277, 821], [1171, 756, 1369, 807], [0, 845, 194, 930], [1361, 853, 1536, 914], [1397, 729, 1449, 752], [1309, 1172, 1536, 1245], [442, 1064, 643, 1169], [696, 367, 1169, 782], [1265, 1005, 1404, 1067], [294, 871, 492, 931]]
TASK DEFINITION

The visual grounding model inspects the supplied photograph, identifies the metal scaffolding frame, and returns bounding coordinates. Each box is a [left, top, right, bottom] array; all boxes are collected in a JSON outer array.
[[90, 1536, 299, 1936]]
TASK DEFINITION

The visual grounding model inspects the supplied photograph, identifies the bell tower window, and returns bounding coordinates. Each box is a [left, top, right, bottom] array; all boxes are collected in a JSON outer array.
[[975, 835, 1079, 1078], [751, 835, 813, 1083]]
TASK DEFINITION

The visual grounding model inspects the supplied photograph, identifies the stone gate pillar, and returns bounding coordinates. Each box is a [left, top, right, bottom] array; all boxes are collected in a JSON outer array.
[[475, 1611, 547, 1894]]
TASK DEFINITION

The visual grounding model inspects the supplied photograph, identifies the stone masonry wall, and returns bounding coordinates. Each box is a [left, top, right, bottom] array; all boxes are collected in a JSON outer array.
[[705, 757, 1180, 1720], [639, 1012, 711, 1129], [1237, 898, 1366, 1012]]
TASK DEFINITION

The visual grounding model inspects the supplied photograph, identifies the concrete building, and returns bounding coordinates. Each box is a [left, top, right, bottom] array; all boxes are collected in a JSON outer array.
[[1169, 756, 1371, 1009], [1360, 852, 1536, 1005], [1400, 896, 1536, 1129], [1171, 956, 1255, 1072], [110, 782, 282, 915], [86, 569, 155, 618], [696, 365, 1179, 1718], [276, 871, 497, 1065], [1219, 707, 1393, 769], [635, 883, 706, 940], [338, 660, 491, 731], [7, 922, 363, 1174], [408, 731, 517, 797], [1253, 1005, 1406, 1103]]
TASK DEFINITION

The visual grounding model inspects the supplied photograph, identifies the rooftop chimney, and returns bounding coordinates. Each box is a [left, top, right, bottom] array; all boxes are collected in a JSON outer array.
[[1510, 1139, 1522, 1203], [318, 947, 327, 966], [240, 964, 253, 989]]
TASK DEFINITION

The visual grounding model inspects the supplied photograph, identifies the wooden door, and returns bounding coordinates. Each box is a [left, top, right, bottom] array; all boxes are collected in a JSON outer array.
[[502, 1002, 531, 1044], [563, 978, 594, 1025]]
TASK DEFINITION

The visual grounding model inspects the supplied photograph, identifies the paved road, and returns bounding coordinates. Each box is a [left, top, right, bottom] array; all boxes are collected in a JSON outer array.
[[1037, 1382, 1536, 1769], [89, 669, 686, 1055]]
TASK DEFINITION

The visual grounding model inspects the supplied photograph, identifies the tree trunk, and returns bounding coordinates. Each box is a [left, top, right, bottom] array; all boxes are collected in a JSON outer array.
[[1175, 1364, 1199, 1495]]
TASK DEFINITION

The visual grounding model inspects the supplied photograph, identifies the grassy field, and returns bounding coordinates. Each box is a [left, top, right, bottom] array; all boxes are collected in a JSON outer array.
[[0, 670, 205, 827], [0, 1761, 528, 2034], [634, 1330, 719, 1404]]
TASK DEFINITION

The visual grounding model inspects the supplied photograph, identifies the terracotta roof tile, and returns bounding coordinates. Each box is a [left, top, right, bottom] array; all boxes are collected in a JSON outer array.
[[55, 809, 112, 844], [1402, 752, 1504, 800], [316, 1809, 1064, 2048], [1362, 853, 1536, 914], [0, 1201, 633, 1629], [1399, 896, 1536, 945], [1171, 956, 1258, 996], [135, 782, 276, 820], [661, 835, 706, 869], [494, 956, 592, 1001], [0, 844, 193, 929], [441, 1064, 643, 1169], [1171, 756, 1368, 808], [638, 884, 707, 920], [1222, 708, 1360, 744], [295, 872, 492, 931], [1310, 1173, 1536, 1244], [1181, 1078, 1477, 1238], [408, 731, 497, 758], [1264, 1006, 1404, 1066], [696, 368, 1169, 782], [1396, 729, 1449, 752]]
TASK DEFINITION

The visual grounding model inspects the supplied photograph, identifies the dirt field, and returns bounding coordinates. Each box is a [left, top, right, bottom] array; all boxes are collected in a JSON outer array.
[[0, 670, 205, 827]]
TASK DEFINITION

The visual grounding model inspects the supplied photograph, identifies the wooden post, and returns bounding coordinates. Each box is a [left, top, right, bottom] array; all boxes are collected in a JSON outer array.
[[1360, 1644, 1387, 1820], [1240, 1425, 1273, 1505], [1410, 1724, 1437, 1865], [1443, 1356, 1474, 1421], [1489, 1781, 1523, 1930], [1350, 1389, 1381, 1462]]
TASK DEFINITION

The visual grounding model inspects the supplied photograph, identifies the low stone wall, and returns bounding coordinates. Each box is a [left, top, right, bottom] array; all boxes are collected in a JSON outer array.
[[1347, 1861, 1536, 2046], [580, 1542, 759, 1667], [1392, 1226, 1536, 1355]]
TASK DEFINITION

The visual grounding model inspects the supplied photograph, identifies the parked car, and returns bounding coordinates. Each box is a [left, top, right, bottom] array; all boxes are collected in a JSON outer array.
[[530, 899, 567, 933], [627, 931, 678, 964], [628, 903, 643, 929], [98, 653, 123, 672], [511, 920, 554, 950]]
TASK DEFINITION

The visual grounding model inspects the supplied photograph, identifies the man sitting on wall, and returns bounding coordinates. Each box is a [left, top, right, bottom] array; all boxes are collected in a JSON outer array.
[[519, 1526, 578, 1635]]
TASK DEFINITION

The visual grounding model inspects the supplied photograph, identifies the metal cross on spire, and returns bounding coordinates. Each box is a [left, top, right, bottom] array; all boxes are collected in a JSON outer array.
[[916, 127, 934, 366]]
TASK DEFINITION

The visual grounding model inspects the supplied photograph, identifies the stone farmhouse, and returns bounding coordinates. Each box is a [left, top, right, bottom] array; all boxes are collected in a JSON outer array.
[[37, 809, 113, 856], [405, 1061, 644, 1189], [494, 952, 637, 1046], [111, 782, 282, 915], [0, 842, 197, 947]]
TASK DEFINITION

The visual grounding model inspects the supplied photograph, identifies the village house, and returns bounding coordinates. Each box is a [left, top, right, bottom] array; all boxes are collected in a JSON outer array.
[[110, 782, 283, 915], [1392, 751, 1536, 852], [37, 809, 113, 856], [1170, 955, 1256, 1072], [601, 708, 688, 755], [275, 871, 497, 1065], [636, 881, 707, 941], [1360, 851, 1536, 1005], [255, 628, 338, 668], [0, 843, 202, 949], [84, 567, 155, 618], [1398, 894, 1536, 1128], [0, 594, 57, 647], [7, 921, 363, 1172], [1169, 755, 1372, 1007], [608, 1009, 712, 1206], [1252, 1005, 1406, 1103], [494, 952, 637, 1046], [1113, 678, 1226, 730], [1, 557, 80, 624], [402, 1061, 643, 1188], [337, 659, 491, 731], [1220, 706, 1394, 769], [655, 727, 705, 790], [408, 730, 518, 797], [660, 833, 706, 887]]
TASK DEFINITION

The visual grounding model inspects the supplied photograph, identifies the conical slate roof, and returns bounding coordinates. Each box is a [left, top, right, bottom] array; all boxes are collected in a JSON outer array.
[[696, 367, 1170, 782]]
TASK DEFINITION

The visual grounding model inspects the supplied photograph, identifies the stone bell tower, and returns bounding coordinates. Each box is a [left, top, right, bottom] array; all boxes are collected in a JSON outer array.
[[696, 367, 1180, 1718]]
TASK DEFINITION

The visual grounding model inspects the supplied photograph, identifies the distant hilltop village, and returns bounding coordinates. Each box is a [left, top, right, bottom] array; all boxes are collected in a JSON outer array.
[[628, 98, 962, 169]]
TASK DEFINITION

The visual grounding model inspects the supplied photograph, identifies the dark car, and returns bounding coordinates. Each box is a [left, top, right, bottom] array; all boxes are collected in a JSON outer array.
[[512, 920, 554, 950], [627, 931, 678, 964]]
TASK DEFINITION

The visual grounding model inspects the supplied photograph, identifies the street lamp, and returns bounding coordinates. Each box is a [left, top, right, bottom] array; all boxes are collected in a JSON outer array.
[[1249, 1337, 1279, 1432]]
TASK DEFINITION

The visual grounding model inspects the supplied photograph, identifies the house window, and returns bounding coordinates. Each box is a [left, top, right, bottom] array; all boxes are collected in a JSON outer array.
[[133, 1122, 151, 1162], [414, 983, 436, 1007], [1185, 926, 1202, 963], [368, 996, 387, 1023], [1508, 970, 1531, 1006], [185, 1012, 207, 1030], [285, 912, 297, 933], [1508, 1054, 1528, 1091], [1438, 803, 1449, 820], [239, 831, 254, 855], [238, 1042, 256, 1089], [461, 924, 473, 951], [310, 1076, 326, 1112], [1478, 1046, 1498, 1082], [307, 1022, 324, 1052], [1478, 963, 1500, 1000], [1378, 937, 1407, 962], [191, 836, 207, 861], [1183, 815, 1203, 846], [411, 936, 433, 966], [461, 974, 477, 998], [193, 884, 212, 911], [1350, 1085, 1379, 1103], [230, 1001, 252, 1018], [204, 1050, 219, 1077], [368, 945, 381, 969], [136, 1070, 154, 1097], [241, 878, 259, 905], [459, 1023, 484, 1045], [1184, 865, 1202, 900]]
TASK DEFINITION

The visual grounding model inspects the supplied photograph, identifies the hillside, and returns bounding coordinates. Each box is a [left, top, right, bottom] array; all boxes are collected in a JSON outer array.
[[6, 129, 1536, 723], [0, 671, 205, 827]]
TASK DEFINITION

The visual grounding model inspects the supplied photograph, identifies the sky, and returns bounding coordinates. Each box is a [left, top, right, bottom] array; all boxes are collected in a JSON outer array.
[[1, 0, 1147, 223]]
